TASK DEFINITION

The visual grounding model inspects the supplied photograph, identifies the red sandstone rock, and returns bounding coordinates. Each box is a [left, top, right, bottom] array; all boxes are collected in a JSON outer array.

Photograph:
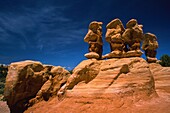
[[4, 58, 170, 113], [25, 59, 170, 113], [4, 61, 70, 113], [64, 57, 156, 100], [142, 33, 159, 63], [84, 21, 103, 59]]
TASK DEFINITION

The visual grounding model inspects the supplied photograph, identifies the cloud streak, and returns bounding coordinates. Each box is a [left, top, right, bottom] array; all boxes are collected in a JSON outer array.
[[0, 3, 87, 52], [0, 0, 169, 68], [0, 1, 89, 66]]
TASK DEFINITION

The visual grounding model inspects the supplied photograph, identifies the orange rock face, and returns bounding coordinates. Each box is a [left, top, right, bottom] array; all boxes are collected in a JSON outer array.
[[105, 18, 125, 58], [4, 61, 70, 113], [65, 58, 155, 99], [24, 58, 170, 113], [142, 33, 159, 63], [84, 21, 103, 59], [3, 58, 170, 113]]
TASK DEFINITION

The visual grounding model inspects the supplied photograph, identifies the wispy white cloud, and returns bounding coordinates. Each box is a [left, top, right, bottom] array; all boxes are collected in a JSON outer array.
[[0, 4, 87, 52], [0, 1, 89, 65]]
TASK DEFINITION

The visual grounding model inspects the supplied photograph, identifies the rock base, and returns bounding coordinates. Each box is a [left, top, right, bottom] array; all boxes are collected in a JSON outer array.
[[103, 50, 143, 59], [103, 51, 123, 59], [147, 57, 157, 63], [125, 50, 143, 57], [84, 52, 100, 59]]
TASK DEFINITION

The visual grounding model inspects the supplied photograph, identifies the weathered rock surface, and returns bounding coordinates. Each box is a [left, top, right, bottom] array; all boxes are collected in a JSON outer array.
[[65, 57, 155, 99], [105, 18, 125, 58], [84, 52, 100, 59], [142, 33, 159, 63], [4, 60, 70, 113], [84, 21, 103, 59], [149, 63, 170, 97], [3, 58, 170, 113], [122, 19, 143, 55], [24, 57, 170, 113]]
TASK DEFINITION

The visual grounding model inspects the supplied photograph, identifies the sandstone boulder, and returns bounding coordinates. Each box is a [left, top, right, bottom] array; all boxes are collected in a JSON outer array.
[[65, 57, 156, 99], [32, 66, 70, 102], [56, 57, 156, 111], [4, 60, 70, 113], [57, 59, 102, 97]]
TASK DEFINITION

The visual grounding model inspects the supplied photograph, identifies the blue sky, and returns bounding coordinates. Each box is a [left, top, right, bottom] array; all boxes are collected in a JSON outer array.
[[0, 0, 170, 69]]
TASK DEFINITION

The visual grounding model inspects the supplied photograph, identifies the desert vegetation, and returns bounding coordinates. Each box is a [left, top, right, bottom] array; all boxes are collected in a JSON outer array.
[[0, 64, 8, 100], [159, 54, 170, 67]]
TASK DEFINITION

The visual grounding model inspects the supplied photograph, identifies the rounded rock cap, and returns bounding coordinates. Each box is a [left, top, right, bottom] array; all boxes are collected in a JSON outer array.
[[106, 18, 125, 30], [89, 21, 103, 30], [126, 19, 137, 28], [144, 32, 157, 40]]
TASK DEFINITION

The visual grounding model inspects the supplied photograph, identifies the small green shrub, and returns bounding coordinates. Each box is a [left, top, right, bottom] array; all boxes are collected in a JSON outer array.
[[0, 81, 5, 95], [0, 64, 7, 101], [0, 64, 8, 78], [159, 54, 170, 67], [69, 70, 73, 74]]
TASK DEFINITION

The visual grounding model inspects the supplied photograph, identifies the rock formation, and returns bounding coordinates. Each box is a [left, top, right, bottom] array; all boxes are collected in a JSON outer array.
[[122, 19, 144, 57], [57, 57, 156, 100], [104, 18, 125, 58], [24, 57, 170, 113], [4, 60, 70, 113], [84, 21, 103, 59], [85, 19, 159, 61], [3, 18, 164, 113], [142, 33, 159, 63], [2, 59, 170, 113]]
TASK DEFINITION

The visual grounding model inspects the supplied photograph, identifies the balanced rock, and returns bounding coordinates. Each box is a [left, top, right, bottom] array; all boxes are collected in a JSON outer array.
[[84, 21, 103, 59], [122, 19, 143, 57], [142, 33, 159, 63], [4, 60, 70, 113], [105, 18, 125, 58]]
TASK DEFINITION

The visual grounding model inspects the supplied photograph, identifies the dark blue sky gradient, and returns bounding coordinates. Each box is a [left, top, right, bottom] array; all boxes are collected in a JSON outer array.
[[0, 0, 170, 69]]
